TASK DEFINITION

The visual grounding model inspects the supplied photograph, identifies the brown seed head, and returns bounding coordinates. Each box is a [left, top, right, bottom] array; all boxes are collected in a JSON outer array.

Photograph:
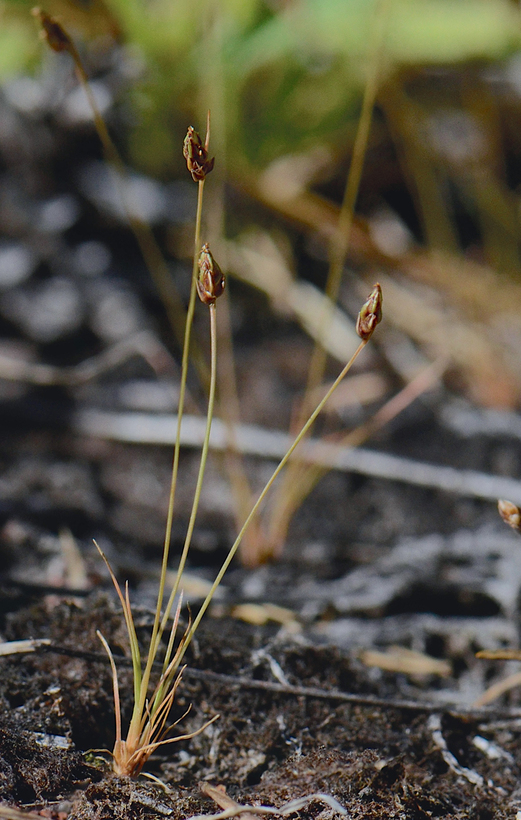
[[498, 499, 521, 533], [183, 126, 215, 182], [197, 243, 225, 306], [356, 283, 383, 341], [32, 7, 72, 53]]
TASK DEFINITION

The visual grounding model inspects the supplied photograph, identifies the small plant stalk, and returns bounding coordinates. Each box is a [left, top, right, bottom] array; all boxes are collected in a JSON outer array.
[[160, 296, 220, 661], [32, 7, 209, 380], [174, 282, 383, 663], [266, 0, 390, 561], [92, 119, 218, 776], [97, 240, 221, 775], [157, 176, 205, 638], [265, 356, 447, 552]]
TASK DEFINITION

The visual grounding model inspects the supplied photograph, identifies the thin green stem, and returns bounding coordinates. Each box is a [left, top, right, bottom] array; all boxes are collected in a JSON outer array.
[[177, 339, 367, 661], [201, 7, 257, 561], [127, 179, 205, 739], [303, 0, 390, 403], [160, 301, 218, 649], [69, 44, 203, 361], [155, 180, 205, 627], [266, 357, 447, 546], [268, 0, 390, 553], [158, 181, 205, 627]]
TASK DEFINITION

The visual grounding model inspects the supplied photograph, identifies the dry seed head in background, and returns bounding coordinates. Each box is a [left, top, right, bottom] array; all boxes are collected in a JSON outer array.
[[197, 244, 225, 305], [183, 126, 215, 182], [498, 499, 521, 533], [32, 8, 72, 53], [356, 283, 383, 341]]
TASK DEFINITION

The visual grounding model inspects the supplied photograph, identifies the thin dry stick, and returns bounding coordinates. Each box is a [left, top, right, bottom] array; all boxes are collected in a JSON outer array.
[[0, 808, 45, 820], [267, 0, 391, 559], [29, 641, 521, 718], [0, 330, 174, 386], [199, 783, 347, 820], [74, 409, 521, 504]]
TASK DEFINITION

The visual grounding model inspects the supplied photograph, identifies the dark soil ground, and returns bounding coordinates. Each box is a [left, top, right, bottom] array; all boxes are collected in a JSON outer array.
[[2, 590, 521, 820], [2, 43, 521, 820]]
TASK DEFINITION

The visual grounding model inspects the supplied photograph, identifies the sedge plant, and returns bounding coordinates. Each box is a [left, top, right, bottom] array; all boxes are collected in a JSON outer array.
[[95, 222, 382, 776], [95, 127, 383, 777], [92, 123, 221, 777], [33, 9, 384, 776]]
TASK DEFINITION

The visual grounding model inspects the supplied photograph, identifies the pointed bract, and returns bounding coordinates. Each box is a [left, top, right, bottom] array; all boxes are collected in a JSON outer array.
[[356, 283, 383, 341], [32, 8, 72, 53], [183, 126, 215, 182], [197, 243, 225, 305]]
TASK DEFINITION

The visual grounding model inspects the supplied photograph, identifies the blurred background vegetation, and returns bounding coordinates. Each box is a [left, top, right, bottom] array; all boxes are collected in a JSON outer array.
[[3, 0, 521, 172], [3, 0, 521, 414]]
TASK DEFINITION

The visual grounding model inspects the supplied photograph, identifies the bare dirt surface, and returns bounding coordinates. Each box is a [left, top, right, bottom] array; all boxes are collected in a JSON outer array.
[[2, 588, 521, 820], [2, 47, 521, 820]]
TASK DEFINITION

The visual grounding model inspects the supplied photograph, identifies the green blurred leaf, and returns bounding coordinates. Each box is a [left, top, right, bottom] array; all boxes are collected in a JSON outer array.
[[0, 18, 36, 79], [2, 0, 520, 170], [387, 0, 521, 63]]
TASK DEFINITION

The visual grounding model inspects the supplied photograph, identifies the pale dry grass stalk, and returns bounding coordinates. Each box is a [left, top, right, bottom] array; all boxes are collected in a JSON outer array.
[[32, 7, 207, 381], [260, 0, 392, 564]]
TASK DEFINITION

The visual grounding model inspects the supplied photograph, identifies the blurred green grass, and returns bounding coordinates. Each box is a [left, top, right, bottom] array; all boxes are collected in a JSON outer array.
[[4, 0, 521, 411], [2, 0, 521, 173]]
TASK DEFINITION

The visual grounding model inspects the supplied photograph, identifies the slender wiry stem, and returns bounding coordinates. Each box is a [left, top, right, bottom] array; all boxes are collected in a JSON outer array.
[[302, 0, 390, 405], [266, 0, 390, 555], [131, 179, 206, 734], [264, 357, 447, 544], [177, 340, 368, 661], [160, 300, 219, 652], [96, 631, 122, 748], [201, 6, 257, 563], [136, 297, 218, 744], [156, 181, 205, 626], [67, 43, 205, 365]]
